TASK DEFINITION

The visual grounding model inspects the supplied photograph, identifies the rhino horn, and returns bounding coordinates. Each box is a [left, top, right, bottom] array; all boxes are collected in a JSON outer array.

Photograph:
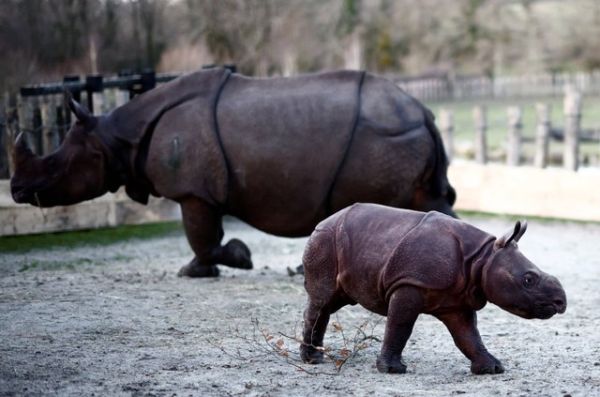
[[65, 89, 93, 125], [13, 132, 36, 164], [494, 220, 527, 249]]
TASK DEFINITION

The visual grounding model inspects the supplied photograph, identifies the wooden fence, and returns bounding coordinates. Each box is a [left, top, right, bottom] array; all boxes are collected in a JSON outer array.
[[1, 67, 599, 180], [0, 65, 238, 179], [0, 70, 179, 178], [437, 88, 600, 171], [1, 69, 600, 235], [394, 70, 600, 102]]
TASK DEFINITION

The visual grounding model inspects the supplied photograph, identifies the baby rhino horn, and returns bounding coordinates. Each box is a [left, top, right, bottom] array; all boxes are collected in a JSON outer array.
[[494, 220, 528, 249]]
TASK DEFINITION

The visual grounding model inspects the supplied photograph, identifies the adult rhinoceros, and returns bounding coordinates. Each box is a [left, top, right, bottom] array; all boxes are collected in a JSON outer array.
[[11, 68, 456, 277]]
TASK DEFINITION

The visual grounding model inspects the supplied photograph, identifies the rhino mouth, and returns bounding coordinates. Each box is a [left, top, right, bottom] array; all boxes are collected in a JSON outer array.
[[533, 300, 566, 319], [503, 301, 564, 320], [11, 184, 38, 205], [11, 183, 52, 207], [11, 186, 29, 203], [533, 304, 558, 319]]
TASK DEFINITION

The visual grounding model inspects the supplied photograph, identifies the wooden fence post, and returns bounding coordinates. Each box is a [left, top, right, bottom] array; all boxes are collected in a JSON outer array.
[[473, 105, 488, 164], [563, 88, 582, 171], [534, 103, 551, 168], [115, 89, 129, 108], [32, 97, 43, 154], [86, 74, 104, 115], [0, 93, 7, 178], [4, 92, 17, 176], [506, 106, 522, 166], [17, 94, 36, 153], [40, 96, 59, 155], [56, 98, 67, 143], [439, 108, 454, 162], [92, 91, 105, 115]]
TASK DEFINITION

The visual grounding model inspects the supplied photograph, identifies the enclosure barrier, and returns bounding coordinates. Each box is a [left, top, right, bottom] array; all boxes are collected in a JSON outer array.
[[438, 89, 600, 171], [2, 70, 598, 178], [448, 161, 600, 223], [3, 160, 600, 236], [0, 180, 180, 236], [0, 70, 177, 179], [395, 70, 600, 102], [0, 68, 599, 236], [0, 65, 237, 178]]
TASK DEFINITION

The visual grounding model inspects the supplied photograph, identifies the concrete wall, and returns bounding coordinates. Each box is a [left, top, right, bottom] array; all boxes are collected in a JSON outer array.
[[1, 161, 599, 236], [0, 180, 180, 236], [448, 161, 600, 222]]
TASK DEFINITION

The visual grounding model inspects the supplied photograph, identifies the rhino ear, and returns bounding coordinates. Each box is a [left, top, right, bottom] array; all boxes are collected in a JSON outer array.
[[494, 220, 527, 249], [514, 220, 527, 242]]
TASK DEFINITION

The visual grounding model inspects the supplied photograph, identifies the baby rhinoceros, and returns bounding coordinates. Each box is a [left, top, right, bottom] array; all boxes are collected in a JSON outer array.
[[300, 203, 567, 375]]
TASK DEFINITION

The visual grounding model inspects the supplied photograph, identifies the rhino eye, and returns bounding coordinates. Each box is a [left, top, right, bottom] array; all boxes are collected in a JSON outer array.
[[522, 273, 538, 288]]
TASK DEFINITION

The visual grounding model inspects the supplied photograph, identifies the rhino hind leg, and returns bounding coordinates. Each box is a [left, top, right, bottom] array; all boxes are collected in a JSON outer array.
[[300, 300, 330, 364], [178, 258, 220, 277], [219, 238, 253, 269], [376, 287, 424, 374], [300, 229, 351, 363], [300, 295, 349, 364], [178, 198, 252, 278]]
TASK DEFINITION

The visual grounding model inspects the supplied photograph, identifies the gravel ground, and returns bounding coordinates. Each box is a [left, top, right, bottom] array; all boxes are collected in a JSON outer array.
[[0, 216, 599, 397]]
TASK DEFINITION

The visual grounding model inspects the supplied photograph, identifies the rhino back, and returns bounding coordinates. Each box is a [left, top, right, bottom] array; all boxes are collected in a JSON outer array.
[[381, 213, 494, 298], [330, 73, 434, 211], [217, 71, 363, 236], [335, 204, 426, 313]]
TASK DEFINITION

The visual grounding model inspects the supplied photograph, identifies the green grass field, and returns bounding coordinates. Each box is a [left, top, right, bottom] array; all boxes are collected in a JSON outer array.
[[0, 221, 183, 253], [425, 96, 600, 163]]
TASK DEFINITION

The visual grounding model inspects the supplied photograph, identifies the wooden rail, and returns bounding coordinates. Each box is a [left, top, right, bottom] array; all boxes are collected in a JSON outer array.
[[438, 89, 599, 171], [395, 70, 600, 102], [0, 65, 236, 178]]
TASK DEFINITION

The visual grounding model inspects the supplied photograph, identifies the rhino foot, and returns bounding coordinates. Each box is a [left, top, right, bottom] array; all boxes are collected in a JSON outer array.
[[376, 355, 407, 374], [470, 356, 504, 375], [300, 344, 324, 364], [177, 260, 220, 278], [222, 238, 253, 270]]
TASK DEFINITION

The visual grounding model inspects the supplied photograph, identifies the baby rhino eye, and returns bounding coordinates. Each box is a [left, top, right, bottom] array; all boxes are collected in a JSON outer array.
[[522, 273, 537, 288]]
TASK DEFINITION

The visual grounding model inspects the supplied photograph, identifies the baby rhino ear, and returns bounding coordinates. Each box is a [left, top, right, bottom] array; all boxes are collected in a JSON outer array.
[[494, 220, 528, 249]]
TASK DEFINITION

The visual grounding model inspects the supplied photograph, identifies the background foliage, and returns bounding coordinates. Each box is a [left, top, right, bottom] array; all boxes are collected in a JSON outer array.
[[2, 0, 600, 91]]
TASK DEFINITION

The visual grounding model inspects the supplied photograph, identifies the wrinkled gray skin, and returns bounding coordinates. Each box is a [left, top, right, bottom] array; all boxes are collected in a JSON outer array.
[[300, 204, 567, 375], [11, 68, 456, 277]]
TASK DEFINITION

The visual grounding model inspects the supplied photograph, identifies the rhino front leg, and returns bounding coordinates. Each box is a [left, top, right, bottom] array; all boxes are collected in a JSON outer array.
[[437, 310, 504, 375], [376, 287, 423, 374], [177, 197, 253, 278]]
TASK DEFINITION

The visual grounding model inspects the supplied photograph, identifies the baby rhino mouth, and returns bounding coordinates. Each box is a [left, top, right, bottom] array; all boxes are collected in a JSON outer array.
[[533, 303, 559, 319], [533, 297, 566, 319]]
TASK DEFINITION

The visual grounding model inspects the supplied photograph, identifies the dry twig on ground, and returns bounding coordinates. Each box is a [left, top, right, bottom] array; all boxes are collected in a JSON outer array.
[[206, 315, 383, 376]]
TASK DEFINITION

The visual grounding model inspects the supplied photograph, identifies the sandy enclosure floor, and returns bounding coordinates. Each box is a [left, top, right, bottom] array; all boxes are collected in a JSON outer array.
[[0, 216, 599, 397]]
